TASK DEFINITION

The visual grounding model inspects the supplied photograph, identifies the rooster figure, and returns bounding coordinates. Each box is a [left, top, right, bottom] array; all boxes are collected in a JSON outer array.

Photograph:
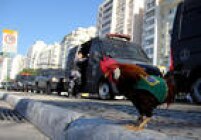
[[100, 57, 174, 130]]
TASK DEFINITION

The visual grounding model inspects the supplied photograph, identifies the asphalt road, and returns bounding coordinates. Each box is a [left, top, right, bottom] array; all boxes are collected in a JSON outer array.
[[1, 90, 201, 139], [0, 100, 49, 140]]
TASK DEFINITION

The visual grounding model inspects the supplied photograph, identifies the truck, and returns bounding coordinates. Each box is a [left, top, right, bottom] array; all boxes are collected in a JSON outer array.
[[170, 0, 201, 103], [65, 34, 162, 99]]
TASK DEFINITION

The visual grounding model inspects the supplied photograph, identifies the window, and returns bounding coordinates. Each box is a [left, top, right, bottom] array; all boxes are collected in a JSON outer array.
[[145, 38, 154, 45], [104, 0, 113, 8], [145, 48, 154, 55], [102, 20, 111, 27], [144, 18, 155, 26], [145, 28, 154, 36], [147, 0, 155, 10], [145, 9, 155, 19], [169, 8, 174, 15]]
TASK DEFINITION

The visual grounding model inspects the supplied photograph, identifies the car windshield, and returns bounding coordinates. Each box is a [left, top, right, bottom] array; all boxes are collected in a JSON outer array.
[[102, 39, 150, 62], [16, 75, 36, 81]]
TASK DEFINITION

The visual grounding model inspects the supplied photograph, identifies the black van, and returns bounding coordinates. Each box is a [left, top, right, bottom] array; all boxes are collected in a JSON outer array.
[[170, 0, 201, 103], [65, 35, 161, 99]]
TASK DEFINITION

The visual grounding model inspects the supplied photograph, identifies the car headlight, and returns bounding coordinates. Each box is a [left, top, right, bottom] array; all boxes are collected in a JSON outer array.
[[52, 77, 59, 82], [62, 78, 67, 82]]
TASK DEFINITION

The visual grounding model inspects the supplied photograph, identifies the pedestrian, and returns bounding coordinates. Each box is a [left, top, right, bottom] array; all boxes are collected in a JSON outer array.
[[68, 50, 88, 97]]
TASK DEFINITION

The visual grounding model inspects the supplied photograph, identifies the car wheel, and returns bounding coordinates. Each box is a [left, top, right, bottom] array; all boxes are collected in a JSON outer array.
[[46, 84, 51, 94], [35, 82, 40, 93], [191, 78, 201, 104], [98, 81, 113, 100]]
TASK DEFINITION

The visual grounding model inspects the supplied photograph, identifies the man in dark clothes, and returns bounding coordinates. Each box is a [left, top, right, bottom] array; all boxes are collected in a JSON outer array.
[[74, 51, 88, 84], [68, 50, 88, 97]]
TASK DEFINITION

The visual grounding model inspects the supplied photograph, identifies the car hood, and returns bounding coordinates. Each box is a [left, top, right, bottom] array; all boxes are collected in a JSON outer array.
[[113, 58, 162, 76]]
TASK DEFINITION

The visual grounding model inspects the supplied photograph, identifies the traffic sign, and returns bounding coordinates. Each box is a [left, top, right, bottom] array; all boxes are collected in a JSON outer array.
[[2, 29, 18, 53]]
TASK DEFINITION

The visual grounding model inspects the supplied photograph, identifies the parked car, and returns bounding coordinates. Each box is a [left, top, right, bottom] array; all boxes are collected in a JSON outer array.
[[15, 75, 36, 92], [65, 34, 162, 99], [1, 81, 16, 91], [33, 69, 66, 95], [170, 0, 201, 103]]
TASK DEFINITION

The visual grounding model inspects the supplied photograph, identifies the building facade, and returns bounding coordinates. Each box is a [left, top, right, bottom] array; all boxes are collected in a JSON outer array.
[[10, 55, 26, 80], [0, 58, 12, 81], [37, 43, 61, 69], [27, 41, 62, 70], [27, 41, 47, 69], [60, 27, 97, 69], [142, 0, 182, 69], [97, 0, 144, 45]]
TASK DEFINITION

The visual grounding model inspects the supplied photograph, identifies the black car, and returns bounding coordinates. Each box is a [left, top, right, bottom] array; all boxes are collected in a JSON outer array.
[[15, 75, 36, 92], [65, 34, 162, 99], [33, 69, 66, 95], [170, 0, 201, 103]]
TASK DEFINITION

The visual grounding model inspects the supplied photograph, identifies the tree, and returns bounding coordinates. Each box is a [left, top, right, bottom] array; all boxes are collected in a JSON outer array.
[[19, 68, 39, 76]]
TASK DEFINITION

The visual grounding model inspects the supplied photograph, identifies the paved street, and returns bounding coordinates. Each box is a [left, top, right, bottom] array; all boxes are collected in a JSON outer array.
[[1, 90, 201, 140], [0, 92, 201, 139], [0, 99, 49, 140]]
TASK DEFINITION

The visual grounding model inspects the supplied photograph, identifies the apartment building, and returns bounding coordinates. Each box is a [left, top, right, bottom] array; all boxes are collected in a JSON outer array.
[[26, 41, 61, 69], [0, 58, 12, 81], [142, 0, 182, 69], [97, 0, 144, 45], [37, 43, 61, 69], [27, 41, 47, 69], [60, 27, 97, 69], [10, 55, 26, 80]]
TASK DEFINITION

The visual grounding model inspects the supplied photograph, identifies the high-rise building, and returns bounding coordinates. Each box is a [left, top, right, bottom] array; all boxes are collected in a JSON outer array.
[[10, 55, 26, 80], [27, 41, 62, 69], [60, 27, 97, 69], [37, 43, 61, 69], [97, 0, 144, 45], [27, 41, 47, 69], [142, 0, 182, 69], [0, 58, 12, 81]]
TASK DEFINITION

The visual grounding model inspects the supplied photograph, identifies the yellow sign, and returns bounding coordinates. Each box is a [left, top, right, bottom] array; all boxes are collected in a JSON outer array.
[[3, 29, 17, 34]]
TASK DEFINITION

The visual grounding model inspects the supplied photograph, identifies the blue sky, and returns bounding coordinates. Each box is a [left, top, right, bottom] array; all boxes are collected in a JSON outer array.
[[0, 0, 103, 55]]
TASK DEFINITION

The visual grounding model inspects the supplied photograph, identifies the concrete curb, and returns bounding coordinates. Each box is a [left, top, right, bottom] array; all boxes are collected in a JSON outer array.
[[0, 93, 196, 140], [0, 93, 84, 140]]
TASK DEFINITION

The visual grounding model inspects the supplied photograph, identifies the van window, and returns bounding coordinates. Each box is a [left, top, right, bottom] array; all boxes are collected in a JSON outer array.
[[179, 5, 201, 40], [102, 39, 149, 62]]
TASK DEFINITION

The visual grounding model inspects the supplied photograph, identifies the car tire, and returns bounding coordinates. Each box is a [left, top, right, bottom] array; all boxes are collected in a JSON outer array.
[[191, 78, 201, 104], [46, 84, 51, 94], [98, 81, 113, 100], [35, 82, 39, 93]]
